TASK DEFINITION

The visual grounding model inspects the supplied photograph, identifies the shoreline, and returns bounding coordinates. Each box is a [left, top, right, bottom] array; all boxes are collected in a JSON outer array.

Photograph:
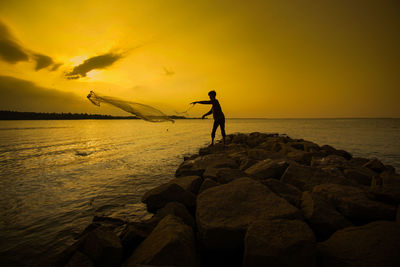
[[51, 132, 400, 267]]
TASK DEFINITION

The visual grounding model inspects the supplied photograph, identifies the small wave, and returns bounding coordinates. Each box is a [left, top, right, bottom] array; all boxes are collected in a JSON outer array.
[[0, 126, 69, 131]]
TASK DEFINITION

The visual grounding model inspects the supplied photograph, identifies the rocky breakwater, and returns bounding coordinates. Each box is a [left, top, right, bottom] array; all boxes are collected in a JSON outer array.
[[54, 132, 400, 267]]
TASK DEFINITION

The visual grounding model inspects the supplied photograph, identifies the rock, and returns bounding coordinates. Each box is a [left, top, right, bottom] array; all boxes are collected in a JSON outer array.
[[198, 178, 219, 194], [247, 148, 272, 160], [343, 167, 376, 186], [239, 157, 259, 171], [311, 155, 348, 169], [397, 205, 400, 223], [317, 221, 400, 267], [175, 154, 238, 177], [370, 171, 400, 204], [65, 251, 94, 267], [281, 164, 353, 191], [148, 202, 195, 228], [286, 151, 322, 165], [264, 178, 302, 207], [301, 191, 352, 241], [313, 183, 397, 223], [141, 183, 196, 213], [120, 222, 154, 257], [349, 157, 370, 167], [203, 167, 246, 184], [244, 159, 289, 181], [363, 158, 386, 173], [170, 176, 203, 194], [320, 145, 352, 160], [196, 178, 302, 251], [124, 215, 197, 267], [243, 219, 316, 267], [80, 226, 123, 267]]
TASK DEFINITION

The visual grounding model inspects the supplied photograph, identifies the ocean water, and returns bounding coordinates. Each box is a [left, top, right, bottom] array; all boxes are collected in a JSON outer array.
[[0, 118, 399, 266]]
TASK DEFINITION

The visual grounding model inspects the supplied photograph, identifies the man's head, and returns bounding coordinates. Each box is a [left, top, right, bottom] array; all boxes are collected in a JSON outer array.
[[208, 90, 216, 100]]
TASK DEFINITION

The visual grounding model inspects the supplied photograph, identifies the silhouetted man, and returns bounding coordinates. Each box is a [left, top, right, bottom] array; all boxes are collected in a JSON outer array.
[[191, 90, 226, 145]]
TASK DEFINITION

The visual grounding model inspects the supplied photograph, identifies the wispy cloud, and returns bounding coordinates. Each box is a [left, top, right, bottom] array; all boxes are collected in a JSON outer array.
[[65, 52, 124, 79], [0, 21, 60, 71]]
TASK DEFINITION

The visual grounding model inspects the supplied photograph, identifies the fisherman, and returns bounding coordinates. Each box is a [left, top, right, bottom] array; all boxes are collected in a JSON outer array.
[[191, 90, 226, 145]]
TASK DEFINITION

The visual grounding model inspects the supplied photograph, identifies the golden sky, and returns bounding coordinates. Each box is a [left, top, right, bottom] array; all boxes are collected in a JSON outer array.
[[0, 0, 399, 118]]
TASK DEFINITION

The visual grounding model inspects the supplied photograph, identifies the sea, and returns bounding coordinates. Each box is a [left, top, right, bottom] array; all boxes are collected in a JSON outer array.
[[0, 118, 399, 266]]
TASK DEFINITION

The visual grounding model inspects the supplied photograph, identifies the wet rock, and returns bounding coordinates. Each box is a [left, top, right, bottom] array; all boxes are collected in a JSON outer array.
[[363, 158, 386, 173], [120, 222, 154, 258], [80, 226, 123, 267], [317, 221, 400, 267], [65, 251, 93, 267], [313, 183, 397, 223], [196, 178, 302, 251], [281, 164, 353, 191], [124, 215, 197, 267], [148, 202, 195, 228], [141, 183, 196, 213], [239, 157, 258, 171], [203, 167, 246, 184], [243, 219, 316, 267], [320, 145, 352, 160], [286, 151, 321, 165], [244, 159, 289, 181], [170, 176, 203, 194], [198, 178, 219, 194], [311, 155, 348, 169], [264, 178, 302, 207], [343, 167, 377, 186], [175, 154, 238, 177], [370, 171, 400, 204], [348, 157, 370, 167], [301, 191, 352, 241], [247, 148, 272, 160]]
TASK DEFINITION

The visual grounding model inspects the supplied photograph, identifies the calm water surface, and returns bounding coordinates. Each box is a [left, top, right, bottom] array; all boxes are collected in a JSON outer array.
[[0, 119, 399, 266]]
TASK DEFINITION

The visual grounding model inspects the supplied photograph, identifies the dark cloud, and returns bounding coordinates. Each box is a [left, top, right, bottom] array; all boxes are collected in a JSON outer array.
[[33, 53, 54, 70], [0, 75, 123, 114], [0, 21, 59, 71], [0, 22, 29, 63], [65, 52, 123, 79]]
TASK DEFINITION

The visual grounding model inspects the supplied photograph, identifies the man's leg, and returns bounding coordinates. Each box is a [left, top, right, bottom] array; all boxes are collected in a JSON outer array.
[[220, 119, 226, 144], [211, 120, 218, 145]]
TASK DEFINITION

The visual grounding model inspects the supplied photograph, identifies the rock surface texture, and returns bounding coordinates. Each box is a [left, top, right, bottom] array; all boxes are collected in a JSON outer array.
[[55, 132, 399, 267]]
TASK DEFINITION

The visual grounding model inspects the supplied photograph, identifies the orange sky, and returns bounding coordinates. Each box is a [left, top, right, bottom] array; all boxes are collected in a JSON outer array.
[[0, 0, 399, 118]]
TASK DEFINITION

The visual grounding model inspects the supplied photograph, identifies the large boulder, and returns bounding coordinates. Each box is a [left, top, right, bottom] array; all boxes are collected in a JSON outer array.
[[196, 178, 302, 251], [301, 191, 352, 241], [343, 167, 377, 186], [141, 183, 196, 213], [119, 222, 154, 258], [147, 202, 195, 228], [80, 226, 123, 267], [264, 178, 302, 207], [243, 219, 316, 267], [124, 215, 197, 267], [65, 251, 93, 267], [198, 178, 219, 194], [203, 167, 246, 184], [363, 158, 386, 173], [170, 176, 203, 194], [244, 159, 289, 181], [281, 164, 353, 191], [317, 221, 400, 267], [312, 183, 397, 223], [370, 171, 400, 204], [175, 154, 238, 177]]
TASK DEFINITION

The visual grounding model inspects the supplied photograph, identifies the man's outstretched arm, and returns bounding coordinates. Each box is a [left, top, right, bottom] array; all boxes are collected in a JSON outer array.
[[202, 108, 212, 119], [191, 100, 212, 105]]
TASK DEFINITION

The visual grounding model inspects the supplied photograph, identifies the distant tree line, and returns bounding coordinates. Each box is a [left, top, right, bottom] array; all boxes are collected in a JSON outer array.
[[0, 110, 189, 120]]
